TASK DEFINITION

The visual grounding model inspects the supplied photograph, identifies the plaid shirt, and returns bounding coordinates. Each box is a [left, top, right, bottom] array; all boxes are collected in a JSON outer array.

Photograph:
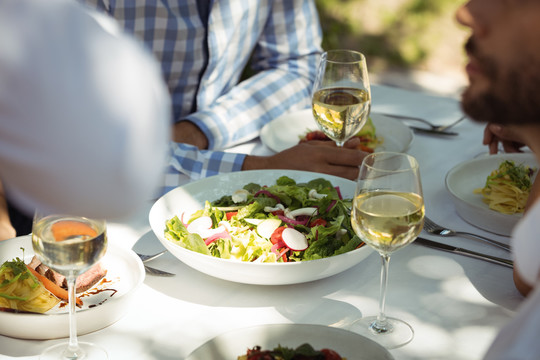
[[81, 0, 322, 193]]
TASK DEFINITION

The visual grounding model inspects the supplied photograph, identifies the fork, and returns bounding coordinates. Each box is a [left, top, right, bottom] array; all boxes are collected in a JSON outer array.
[[423, 217, 511, 252], [380, 113, 466, 133], [135, 250, 175, 276], [136, 250, 167, 263]]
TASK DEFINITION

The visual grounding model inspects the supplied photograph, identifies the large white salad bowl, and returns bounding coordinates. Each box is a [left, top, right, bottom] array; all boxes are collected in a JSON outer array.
[[149, 170, 373, 285]]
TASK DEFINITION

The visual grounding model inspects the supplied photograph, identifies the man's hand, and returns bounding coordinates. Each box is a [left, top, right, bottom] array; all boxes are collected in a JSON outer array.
[[483, 123, 526, 154], [173, 121, 209, 149], [242, 138, 367, 180]]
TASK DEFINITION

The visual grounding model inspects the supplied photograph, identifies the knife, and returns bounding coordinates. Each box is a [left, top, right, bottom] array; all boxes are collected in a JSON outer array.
[[409, 126, 458, 136], [414, 237, 514, 268], [144, 265, 175, 277]]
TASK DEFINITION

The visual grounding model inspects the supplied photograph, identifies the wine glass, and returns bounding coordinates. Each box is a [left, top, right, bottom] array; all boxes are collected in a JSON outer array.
[[312, 49, 371, 147], [350, 152, 424, 349], [32, 212, 108, 360]]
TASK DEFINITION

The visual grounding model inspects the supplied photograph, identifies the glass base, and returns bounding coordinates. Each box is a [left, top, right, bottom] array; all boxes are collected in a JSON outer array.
[[349, 316, 414, 349], [39, 342, 108, 360]]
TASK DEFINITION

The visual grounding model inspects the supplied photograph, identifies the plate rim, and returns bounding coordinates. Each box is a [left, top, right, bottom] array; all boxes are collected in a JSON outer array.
[[260, 109, 413, 153], [0, 235, 145, 339], [186, 323, 394, 360], [445, 152, 537, 235]]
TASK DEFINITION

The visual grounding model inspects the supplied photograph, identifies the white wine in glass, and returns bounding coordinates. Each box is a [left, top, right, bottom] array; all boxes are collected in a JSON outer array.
[[312, 50, 371, 147], [350, 152, 424, 349], [32, 213, 108, 360]]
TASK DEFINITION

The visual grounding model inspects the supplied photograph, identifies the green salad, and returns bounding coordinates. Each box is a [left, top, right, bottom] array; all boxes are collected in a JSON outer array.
[[164, 176, 363, 263]]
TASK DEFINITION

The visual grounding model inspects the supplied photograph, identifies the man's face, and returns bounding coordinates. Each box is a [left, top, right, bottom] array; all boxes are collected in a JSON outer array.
[[457, 0, 540, 125]]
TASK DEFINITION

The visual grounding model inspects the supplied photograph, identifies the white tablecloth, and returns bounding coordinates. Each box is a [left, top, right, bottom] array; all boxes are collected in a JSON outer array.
[[0, 85, 524, 360]]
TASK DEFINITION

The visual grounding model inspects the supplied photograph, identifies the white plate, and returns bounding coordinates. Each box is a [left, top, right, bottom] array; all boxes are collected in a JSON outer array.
[[260, 109, 413, 153], [0, 235, 144, 339], [186, 323, 394, 360], [149, 170, 373, 285], [445, 153, 538, 236]]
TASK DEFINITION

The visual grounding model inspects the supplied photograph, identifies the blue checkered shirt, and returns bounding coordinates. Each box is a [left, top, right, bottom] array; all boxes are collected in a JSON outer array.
[[80, 0, 322, 194]]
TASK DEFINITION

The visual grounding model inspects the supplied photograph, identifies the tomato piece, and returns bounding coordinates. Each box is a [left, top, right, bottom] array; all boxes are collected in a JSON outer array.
[[270, 226, 287, 244], [321, 348, 342, 360], [357, 144, 374, 153], [271, 210, 284, 216], [304, 130, 330, 142], [226, 211, 238, 220], [310, 218, 327, 227]]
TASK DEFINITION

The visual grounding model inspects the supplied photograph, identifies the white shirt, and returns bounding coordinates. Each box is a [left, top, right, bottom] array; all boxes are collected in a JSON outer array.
[[483, 199, 540, 359], [0, 0, 171, 220]]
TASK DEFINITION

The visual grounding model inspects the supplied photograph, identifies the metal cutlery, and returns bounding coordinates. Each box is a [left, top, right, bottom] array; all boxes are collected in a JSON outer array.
[[409, 126, 458, 136], [136, 249, 168, 263], [143, 265, 175, 277], [423, 217, 511, 252], [136, 250, 175, 277], [415, 237, 513, 268], [379, 113, 465, 135]]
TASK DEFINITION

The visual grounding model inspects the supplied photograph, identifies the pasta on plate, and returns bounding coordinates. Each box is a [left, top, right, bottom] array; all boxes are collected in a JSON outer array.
[[474, 160, 536, 215]]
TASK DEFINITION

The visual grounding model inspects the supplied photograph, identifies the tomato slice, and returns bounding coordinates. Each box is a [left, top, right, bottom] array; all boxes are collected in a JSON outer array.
[[321, 348, 342, 360], [310, 218, 327, 227], [226, 211, 238, 220], [270, 226, 287, 244]]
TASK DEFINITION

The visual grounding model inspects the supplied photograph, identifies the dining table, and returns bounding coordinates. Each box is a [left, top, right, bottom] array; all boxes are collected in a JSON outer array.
[[0, 84, 525, 360]]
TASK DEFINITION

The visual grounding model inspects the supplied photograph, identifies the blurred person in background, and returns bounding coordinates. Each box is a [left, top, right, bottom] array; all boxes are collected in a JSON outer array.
[[80, 0, 369, 194], [0, 0, 171, 240], [457, 0, 540, 358]]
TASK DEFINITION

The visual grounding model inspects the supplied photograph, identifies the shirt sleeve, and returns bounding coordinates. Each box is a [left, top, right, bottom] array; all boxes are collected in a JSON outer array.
[[185, 0, 323, 150], [161, 142, 246, 195], [511, 200, 540, 286]]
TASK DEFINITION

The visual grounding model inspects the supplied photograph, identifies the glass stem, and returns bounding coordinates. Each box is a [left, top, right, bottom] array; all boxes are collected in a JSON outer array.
[[65, 275, 81, 359], [373, 253, 391, 333]]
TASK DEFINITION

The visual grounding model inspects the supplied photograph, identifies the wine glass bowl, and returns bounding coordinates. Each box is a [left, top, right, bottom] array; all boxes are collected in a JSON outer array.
[[312, 50, 371, 147], [32, 213, 108, 360], [350, 152, 424, 349]]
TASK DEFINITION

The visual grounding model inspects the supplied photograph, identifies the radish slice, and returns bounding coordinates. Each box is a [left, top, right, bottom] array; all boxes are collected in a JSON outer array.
[[232, 189, 250, 203], [187, 216, 212, 234], [257, 219, 282, 239], [193, 225, 226, 240], [244, 218, 264, 226], [282, 228, 308, 251]]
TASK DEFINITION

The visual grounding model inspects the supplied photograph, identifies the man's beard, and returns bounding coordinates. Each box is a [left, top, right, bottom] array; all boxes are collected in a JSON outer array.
[[461, 37, 540, 126]]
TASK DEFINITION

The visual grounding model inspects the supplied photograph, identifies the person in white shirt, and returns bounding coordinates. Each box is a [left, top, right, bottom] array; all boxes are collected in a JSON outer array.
[[0, 0, 171, 239], [456, 0, 540, 358]]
